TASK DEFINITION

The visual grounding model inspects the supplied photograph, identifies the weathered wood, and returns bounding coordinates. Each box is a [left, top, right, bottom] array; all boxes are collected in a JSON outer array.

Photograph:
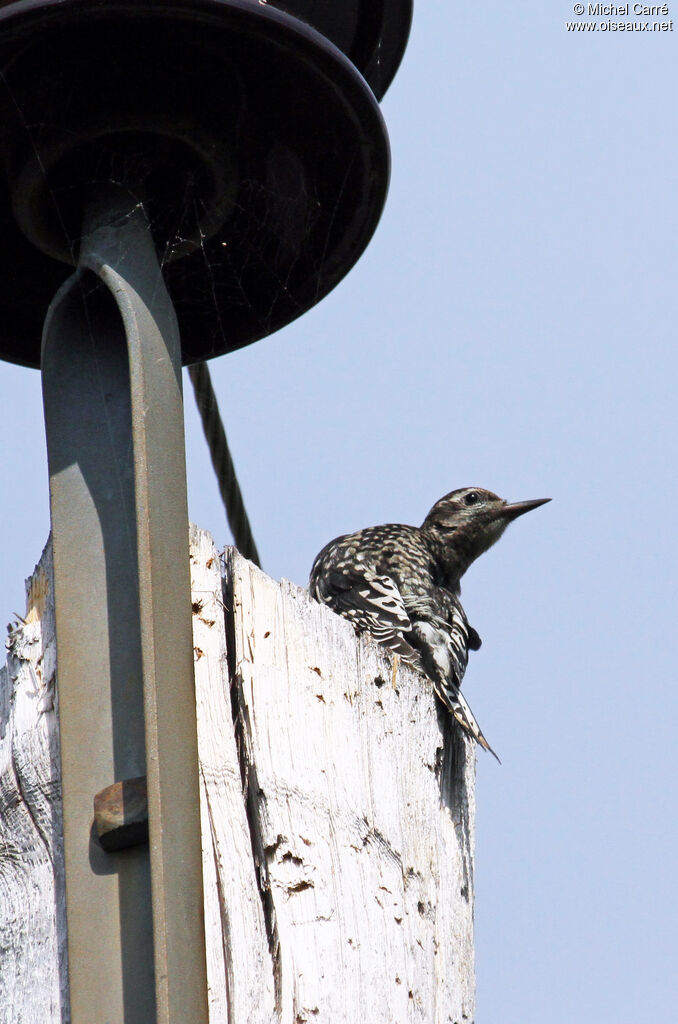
[[189, 525, 276, 1024], [0, 531, 475, 1024], [226, 550, 476, 1024], [0, 540, 67, 1021]]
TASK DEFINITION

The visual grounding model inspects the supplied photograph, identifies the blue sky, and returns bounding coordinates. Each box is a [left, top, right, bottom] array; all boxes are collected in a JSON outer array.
[[1, 4, 677, 1021]]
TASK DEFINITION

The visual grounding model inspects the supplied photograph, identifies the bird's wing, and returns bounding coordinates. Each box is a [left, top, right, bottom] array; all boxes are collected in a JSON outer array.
[[311, 563, 420, 663], [311, 552, 499, 760], [407, 601, 471, 690]]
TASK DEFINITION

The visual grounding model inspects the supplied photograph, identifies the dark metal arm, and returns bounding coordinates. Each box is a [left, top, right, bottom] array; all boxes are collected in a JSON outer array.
[[42, 193, 208, 1024]]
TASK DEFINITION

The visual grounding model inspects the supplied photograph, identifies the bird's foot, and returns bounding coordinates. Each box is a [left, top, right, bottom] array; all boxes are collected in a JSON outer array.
[[468, 626, 482, 651]]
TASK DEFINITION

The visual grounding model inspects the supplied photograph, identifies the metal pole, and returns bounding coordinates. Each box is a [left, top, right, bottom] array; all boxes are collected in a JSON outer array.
[[42, 192, 208, 1023]]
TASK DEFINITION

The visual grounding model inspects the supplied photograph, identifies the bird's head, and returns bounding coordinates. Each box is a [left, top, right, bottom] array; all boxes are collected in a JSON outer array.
[[421, 487, 550, 576]]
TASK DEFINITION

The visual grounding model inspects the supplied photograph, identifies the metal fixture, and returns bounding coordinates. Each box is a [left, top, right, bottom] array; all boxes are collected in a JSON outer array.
[[261, 0, 413, 99], [0, 0, 391, 368]]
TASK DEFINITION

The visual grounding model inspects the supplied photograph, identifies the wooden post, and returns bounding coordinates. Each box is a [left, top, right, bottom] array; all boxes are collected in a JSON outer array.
[[0, 528, 476, 1023]]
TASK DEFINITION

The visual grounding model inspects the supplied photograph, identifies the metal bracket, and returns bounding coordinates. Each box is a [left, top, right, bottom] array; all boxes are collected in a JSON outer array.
[[42, 191, 208, 1023], [94, 777, 149, 853]]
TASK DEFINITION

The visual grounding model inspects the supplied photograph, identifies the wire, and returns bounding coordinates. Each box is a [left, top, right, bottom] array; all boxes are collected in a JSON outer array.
[[187, 362, 261, 567]]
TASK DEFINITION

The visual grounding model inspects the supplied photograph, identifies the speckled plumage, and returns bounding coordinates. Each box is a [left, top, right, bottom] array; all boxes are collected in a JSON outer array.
[[310, 487, 550, 761]]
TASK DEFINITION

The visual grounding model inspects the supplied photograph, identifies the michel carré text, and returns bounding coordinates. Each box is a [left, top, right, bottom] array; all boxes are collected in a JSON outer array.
[[587, 3, 669, 13]]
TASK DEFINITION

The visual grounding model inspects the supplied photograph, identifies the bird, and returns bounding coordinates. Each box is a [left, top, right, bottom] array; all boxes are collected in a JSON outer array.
[[309, 487, 550, 761]]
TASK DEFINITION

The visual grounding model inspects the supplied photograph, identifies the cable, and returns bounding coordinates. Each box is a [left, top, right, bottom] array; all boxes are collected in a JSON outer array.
[[187, 362, 261, 567]]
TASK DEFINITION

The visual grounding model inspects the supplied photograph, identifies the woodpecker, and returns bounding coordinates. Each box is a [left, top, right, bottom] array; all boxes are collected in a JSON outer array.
[[309, 487, 550, 761]]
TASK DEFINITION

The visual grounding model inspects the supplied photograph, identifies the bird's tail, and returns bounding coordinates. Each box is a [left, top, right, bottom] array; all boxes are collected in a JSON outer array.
[[434, 678, 501, 764]]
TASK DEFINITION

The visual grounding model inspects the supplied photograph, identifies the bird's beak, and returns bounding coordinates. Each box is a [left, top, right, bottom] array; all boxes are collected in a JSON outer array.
[[500, 497, 551, 520]]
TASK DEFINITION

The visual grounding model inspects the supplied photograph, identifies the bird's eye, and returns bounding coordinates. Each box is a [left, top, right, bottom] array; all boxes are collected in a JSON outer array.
[[464, 491, 480, 506]]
